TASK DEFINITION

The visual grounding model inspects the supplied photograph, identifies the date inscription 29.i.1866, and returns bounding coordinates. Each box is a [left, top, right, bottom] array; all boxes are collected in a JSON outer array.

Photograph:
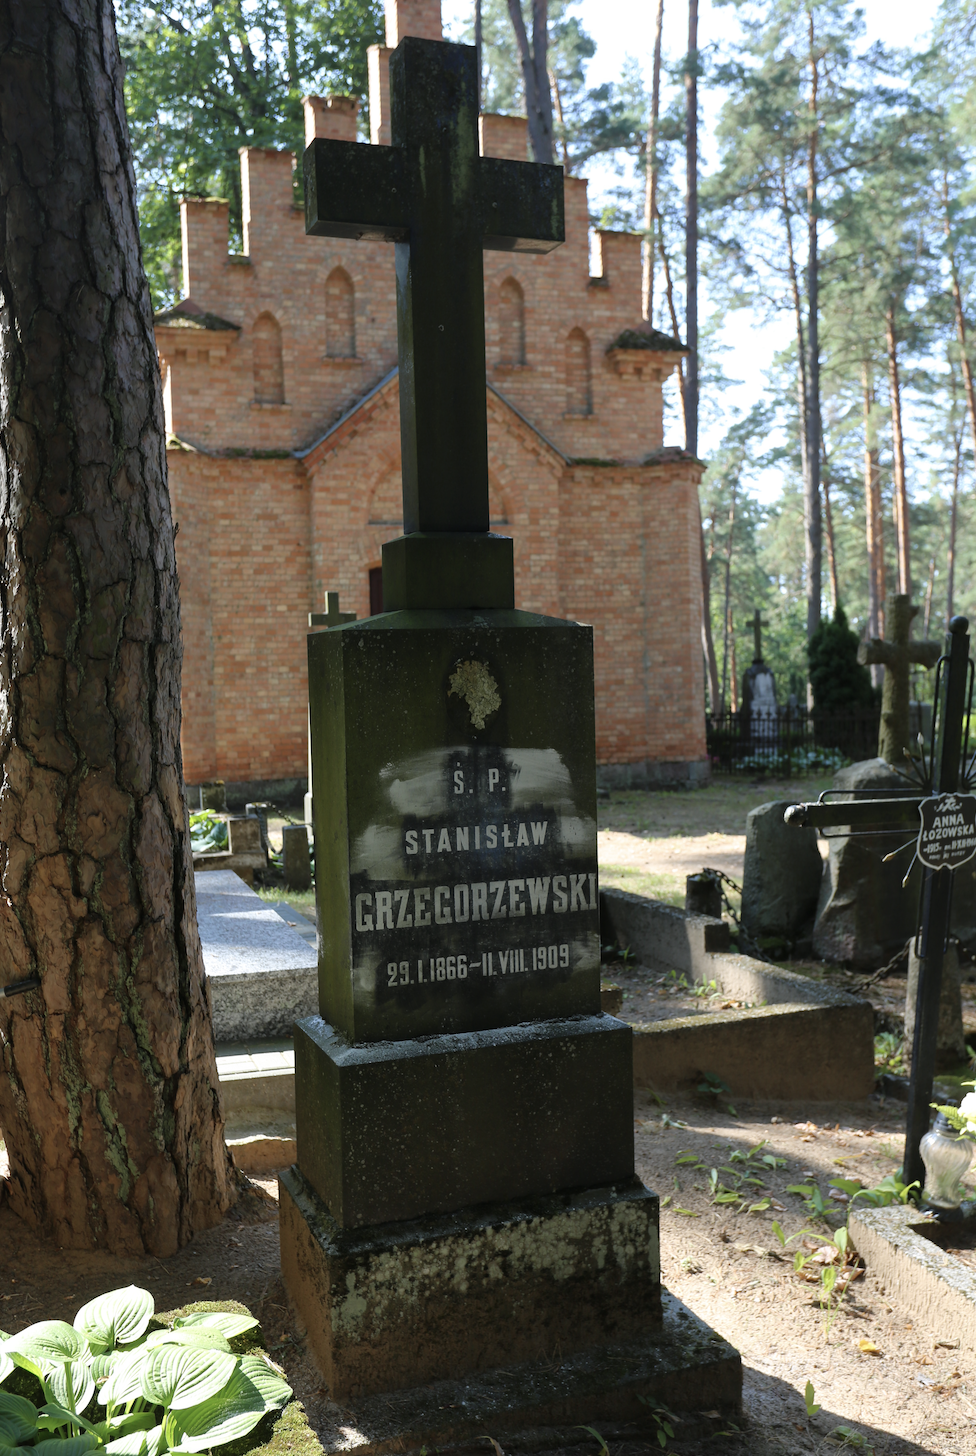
[[348, 741, 600, 1033]]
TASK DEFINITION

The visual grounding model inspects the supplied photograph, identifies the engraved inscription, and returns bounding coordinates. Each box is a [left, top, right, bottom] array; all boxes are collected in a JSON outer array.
[[348, 745, 599, 1011]]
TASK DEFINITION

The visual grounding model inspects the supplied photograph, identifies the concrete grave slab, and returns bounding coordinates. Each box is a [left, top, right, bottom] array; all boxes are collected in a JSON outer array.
[[849, 1203, 976, 1352], [196, 870, 317, 1039], [601, 886, 874, 1100]]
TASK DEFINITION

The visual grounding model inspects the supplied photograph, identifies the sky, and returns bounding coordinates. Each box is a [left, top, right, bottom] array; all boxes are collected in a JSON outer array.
[[441, 0, 944, 493]]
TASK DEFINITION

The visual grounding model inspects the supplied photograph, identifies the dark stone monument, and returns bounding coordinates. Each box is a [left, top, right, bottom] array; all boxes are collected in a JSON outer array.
[[278, 35, 740, 1434], [741, 801, 823, 945], [740, 609, 777, 741]]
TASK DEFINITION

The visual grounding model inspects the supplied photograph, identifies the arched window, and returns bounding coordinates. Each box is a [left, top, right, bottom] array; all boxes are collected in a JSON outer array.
[[565, 328, 592, 415], [252, 312, 284, 403], [326, 267, 356, 358], [498, 276, 525, 365]]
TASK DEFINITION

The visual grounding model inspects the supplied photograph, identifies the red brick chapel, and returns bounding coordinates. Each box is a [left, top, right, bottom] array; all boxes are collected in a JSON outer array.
[[155, 0, 708, 799]]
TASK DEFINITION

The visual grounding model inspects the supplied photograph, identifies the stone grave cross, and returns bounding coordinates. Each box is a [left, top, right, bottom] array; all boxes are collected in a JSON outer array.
[[303, 36, 563, 608], [750, 609, 764, 663], [858, 592, 940, 763], [308, 590, 356, 631]]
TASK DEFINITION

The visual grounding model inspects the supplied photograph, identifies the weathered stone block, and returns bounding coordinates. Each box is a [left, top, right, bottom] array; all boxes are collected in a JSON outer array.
[[813, 758, 922, 966], [295, 1012, 635, 1228], [279, 1166, 661, 1400], [741, 800, 823, 941], [309, 610, 601, 1042], [282, 823, 313, 890]]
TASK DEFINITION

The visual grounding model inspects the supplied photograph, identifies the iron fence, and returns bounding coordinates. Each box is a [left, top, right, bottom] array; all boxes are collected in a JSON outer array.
[[706, 707, 882, 776]]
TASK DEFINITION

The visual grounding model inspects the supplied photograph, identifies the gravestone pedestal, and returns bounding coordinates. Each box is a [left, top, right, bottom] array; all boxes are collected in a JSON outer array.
[[280, 611, 739, 1418]]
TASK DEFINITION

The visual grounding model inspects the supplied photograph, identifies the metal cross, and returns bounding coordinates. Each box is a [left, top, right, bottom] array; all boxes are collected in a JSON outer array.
[[309, 591, 357, 630], [303, 37, 563, 537], [786, 617, 974, 1195], [750, 610, 763, 663]]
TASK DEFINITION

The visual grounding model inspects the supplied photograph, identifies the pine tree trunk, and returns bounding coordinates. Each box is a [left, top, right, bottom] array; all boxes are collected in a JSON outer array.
[[862, 363, 884, 686], [942, 176, 976, 480], [642, 0, 665, 322], [885, 304, 911, 598], [0, 0, 237, 1254], [683, 0, 699, 456], [822, 472, 840, 614], [507, 0, 554, 164], [698, 503, 721, 714], [803, 10, 822, 647]]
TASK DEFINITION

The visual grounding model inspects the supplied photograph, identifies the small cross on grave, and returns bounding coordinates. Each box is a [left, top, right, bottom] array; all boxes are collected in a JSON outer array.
[[787, 617, 972, 1195], [750, 609, 764, 663], [859, 592, 940, 763], [308, 590, 357, 631], [303, 37, 563, 608]]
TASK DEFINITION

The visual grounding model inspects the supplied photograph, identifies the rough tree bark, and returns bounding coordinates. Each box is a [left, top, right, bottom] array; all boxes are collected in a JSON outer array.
[[0, 0, 237, 1254]]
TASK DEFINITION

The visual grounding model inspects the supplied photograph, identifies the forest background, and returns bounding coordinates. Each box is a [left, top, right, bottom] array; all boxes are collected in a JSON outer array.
[[115, 0, 976, 712]]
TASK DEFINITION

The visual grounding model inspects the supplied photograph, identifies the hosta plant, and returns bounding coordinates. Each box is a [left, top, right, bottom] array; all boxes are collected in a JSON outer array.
[[0, 1285, 292, 1456]]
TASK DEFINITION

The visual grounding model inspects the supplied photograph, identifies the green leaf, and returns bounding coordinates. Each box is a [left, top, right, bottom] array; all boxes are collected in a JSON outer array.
[[771, 1220, 786, 1246], [104, 1431, 150, 1456], [106, 1424, 163, 1456], [99, 1349, 152, 1409], [0, 1391, 39, 1444], [0, 1350, 12, 1387], [173, 1314, 259, 1341], [139, 1346, 237, 1411], [747, 1198, 772, 1213], [74, 1288, 154, 1357], [144, 1329, 232, 1354], [804, 1380, 821, 1417], [167, 1357, 290, 1454], [44, 1359, 95, 1417], [787, 1184, 814, 1198], [37, 1403, 100, 1436], [5, 1322, 89, 1374], [236, 1356, 291, 1409], [91, 1353, 116, 1384], [674, 1207, 700, 1217], [36, 1433, 99, 1456]]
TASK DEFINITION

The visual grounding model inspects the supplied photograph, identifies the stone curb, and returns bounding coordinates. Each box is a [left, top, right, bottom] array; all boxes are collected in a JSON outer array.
[[601, 887, 875, 1100], [848, 1203, 976, 1350]]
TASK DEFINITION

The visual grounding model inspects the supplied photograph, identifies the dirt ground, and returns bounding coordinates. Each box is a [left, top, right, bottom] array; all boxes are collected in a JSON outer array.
[[5, 776, 976, 1453], [3, 1087, 976, 1456]]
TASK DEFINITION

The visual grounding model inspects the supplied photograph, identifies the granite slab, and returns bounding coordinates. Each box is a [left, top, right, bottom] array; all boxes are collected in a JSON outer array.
[[196, 870, 318, 1038]]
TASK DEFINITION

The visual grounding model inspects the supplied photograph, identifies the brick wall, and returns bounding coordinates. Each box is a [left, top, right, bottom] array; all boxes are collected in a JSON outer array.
[[159, 38, 707, 790]]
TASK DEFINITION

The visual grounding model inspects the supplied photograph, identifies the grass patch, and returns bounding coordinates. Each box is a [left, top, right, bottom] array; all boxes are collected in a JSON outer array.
[[599, 863, 685, 907], [598, 772, 834, 839], [255, 885, 317, 921]]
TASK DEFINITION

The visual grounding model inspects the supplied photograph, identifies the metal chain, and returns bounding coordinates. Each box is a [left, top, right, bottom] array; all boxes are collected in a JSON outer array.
[[700, 866, 777, 964]]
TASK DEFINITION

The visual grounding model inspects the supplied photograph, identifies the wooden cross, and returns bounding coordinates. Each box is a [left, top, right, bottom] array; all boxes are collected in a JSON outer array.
[[858, 593, 941, 764], [309, 591, 357, 630], [303, 37, 563, 537]]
